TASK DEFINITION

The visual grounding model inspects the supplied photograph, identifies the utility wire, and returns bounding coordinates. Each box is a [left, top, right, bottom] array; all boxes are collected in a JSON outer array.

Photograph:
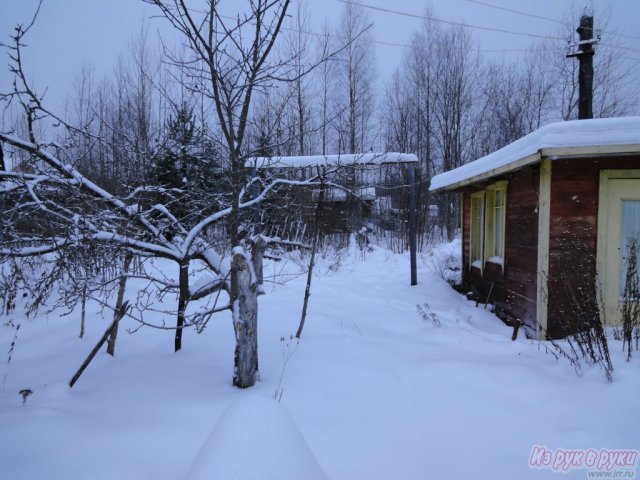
[[599, 42, 640, 54], [336, 0, 640, 48], [219, 8, 640, 56], [464, 0, 640, 41], [463, 0, 564, 25], [334, 0, 566, 41], [218, 13, 411, 49], [221, 14, 560, 53]]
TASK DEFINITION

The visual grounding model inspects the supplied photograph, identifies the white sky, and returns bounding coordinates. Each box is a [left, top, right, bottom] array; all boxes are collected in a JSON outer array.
[[1, 0, 639, 115]]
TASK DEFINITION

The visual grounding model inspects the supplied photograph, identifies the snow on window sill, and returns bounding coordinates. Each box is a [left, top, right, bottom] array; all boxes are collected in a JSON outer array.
[[487, 256, 504, 266], [471, 260, 483, 269]]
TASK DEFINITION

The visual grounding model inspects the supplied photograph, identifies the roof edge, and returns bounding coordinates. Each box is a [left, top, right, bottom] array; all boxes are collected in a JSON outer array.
[[540, 143, 640, 159], [431, 143, 640, 193], [430, 152, 541, 193], [429, 117, 640, 193]]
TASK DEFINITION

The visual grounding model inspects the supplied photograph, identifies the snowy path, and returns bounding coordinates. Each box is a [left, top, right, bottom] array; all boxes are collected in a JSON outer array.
[[1, 243, 638, 479]]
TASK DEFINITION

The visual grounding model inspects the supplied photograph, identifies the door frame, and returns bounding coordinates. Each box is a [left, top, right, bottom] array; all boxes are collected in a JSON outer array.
[[597, 169, 640, 324]]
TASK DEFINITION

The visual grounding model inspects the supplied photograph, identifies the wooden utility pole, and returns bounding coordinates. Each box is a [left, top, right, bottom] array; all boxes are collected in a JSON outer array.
[[567, 15, 597, 119], [408, 163, 417, 286]]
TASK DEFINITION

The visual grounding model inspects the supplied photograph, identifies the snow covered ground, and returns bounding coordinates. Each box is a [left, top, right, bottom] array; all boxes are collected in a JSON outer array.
[[1, 240, 638, 479]]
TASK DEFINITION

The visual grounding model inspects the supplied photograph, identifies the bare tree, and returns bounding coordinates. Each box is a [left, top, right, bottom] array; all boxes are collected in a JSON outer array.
[[426, 25, 480, 240], [283, 1, 314, 156], [316, 21, 334, 156], [1, 3, 329, 389], [473, 54, 555, 158], [333, 1, 375, 154]]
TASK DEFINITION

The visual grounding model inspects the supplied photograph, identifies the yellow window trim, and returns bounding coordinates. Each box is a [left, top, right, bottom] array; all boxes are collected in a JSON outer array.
[[484, 181, 508, 270], [468, 180, 508, 274], [486, 180, 508, 190], [470, 191, 485, 272], [536, 160, 551, 339]]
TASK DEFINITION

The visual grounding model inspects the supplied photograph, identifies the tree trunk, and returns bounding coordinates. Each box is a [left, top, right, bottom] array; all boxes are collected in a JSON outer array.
[[296, 173, 325, 338], [107, 253, 132, 355], [79, 283, 86, 339], [175, 260, 189, 352], [251, 234, 267, 287], [232, 248, 258, 388], [70, 301, 129, 388]]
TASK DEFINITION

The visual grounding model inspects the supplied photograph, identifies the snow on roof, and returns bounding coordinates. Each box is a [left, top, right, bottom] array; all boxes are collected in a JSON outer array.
[[430, 116, 640, 192], [311, 186, 377, 202], [246, 152, 418, 169]]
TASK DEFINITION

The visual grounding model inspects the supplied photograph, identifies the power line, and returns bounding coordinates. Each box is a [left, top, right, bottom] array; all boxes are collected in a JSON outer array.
[[219, 7, 640, 56], [334, 0, 566, 42], [222, 14, 558, 53], [218, 13, 412, 49], [463, 0, 564, 25], [463, 0, 640, 41], [599, 42, 640, 54], [336, 0, 640, 47], [281, 24, 564, 54], [602, 31, 640, 41]]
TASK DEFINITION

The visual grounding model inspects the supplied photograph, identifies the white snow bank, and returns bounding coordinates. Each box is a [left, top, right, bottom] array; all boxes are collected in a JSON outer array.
[[431, 116, 640, 191], [2, 241, 640, 480], [246, 152, 418, 169], [183, 395, 329, 480]]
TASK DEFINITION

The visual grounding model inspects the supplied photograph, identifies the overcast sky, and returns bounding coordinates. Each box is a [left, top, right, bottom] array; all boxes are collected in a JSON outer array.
[[1, 0, 639, 115]]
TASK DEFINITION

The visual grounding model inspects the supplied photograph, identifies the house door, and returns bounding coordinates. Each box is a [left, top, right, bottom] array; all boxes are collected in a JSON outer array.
[[599, 174, 640, 325]]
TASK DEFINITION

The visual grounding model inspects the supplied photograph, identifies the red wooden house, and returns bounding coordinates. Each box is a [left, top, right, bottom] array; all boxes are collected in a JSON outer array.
[[430, 117, 640, 339]]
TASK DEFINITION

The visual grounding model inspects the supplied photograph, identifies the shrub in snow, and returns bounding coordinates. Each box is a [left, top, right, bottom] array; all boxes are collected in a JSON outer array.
[[621, 237, 640, 361], [18, 389, 32, 406], [545, 227, 613, 381], [417, 303, 441, 327]]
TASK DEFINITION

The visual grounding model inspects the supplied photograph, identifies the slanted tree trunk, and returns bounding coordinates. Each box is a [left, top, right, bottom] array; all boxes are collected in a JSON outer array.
[[296, 172, 325, 339], [232, 248, 258, 388], [70, 301, 129, 388], [107, 253, 132, 355], [175, 259, 189, 352]]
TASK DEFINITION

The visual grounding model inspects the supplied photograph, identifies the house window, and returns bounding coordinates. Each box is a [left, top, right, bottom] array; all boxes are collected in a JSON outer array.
[[468, 181, 507, 271], [485, 184, 507, 264], [621, 200, 640, 297], [470, 192, 485, 269]]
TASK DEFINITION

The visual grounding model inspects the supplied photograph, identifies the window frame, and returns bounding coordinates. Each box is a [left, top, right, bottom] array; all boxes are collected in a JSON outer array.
[[469, 191, 485, 271], [484, 181, 507, 267], [468, 181, 507, 273]]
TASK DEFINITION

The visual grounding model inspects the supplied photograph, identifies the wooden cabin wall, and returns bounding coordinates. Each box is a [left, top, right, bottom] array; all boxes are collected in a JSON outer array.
[[546, 155, 640, 338], [462, 165, 540, 336]]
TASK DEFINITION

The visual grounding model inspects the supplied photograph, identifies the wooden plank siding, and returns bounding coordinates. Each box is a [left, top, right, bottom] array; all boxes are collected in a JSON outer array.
[[546, 155, 640, 338], [462, 165, 540, 336], [460, 155, 640, 339]]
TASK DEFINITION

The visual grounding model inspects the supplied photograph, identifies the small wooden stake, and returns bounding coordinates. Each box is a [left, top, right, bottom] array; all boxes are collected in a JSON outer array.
[[69, 301, 129, 388]]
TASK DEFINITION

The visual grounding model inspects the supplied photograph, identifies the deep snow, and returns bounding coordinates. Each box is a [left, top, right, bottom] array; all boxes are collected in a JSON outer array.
[[0, 241, 638, 479]]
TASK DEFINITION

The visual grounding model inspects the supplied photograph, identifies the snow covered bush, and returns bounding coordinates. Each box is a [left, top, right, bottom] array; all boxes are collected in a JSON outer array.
[[546, 226, 613, 381], [621, 236, 640, 360]]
